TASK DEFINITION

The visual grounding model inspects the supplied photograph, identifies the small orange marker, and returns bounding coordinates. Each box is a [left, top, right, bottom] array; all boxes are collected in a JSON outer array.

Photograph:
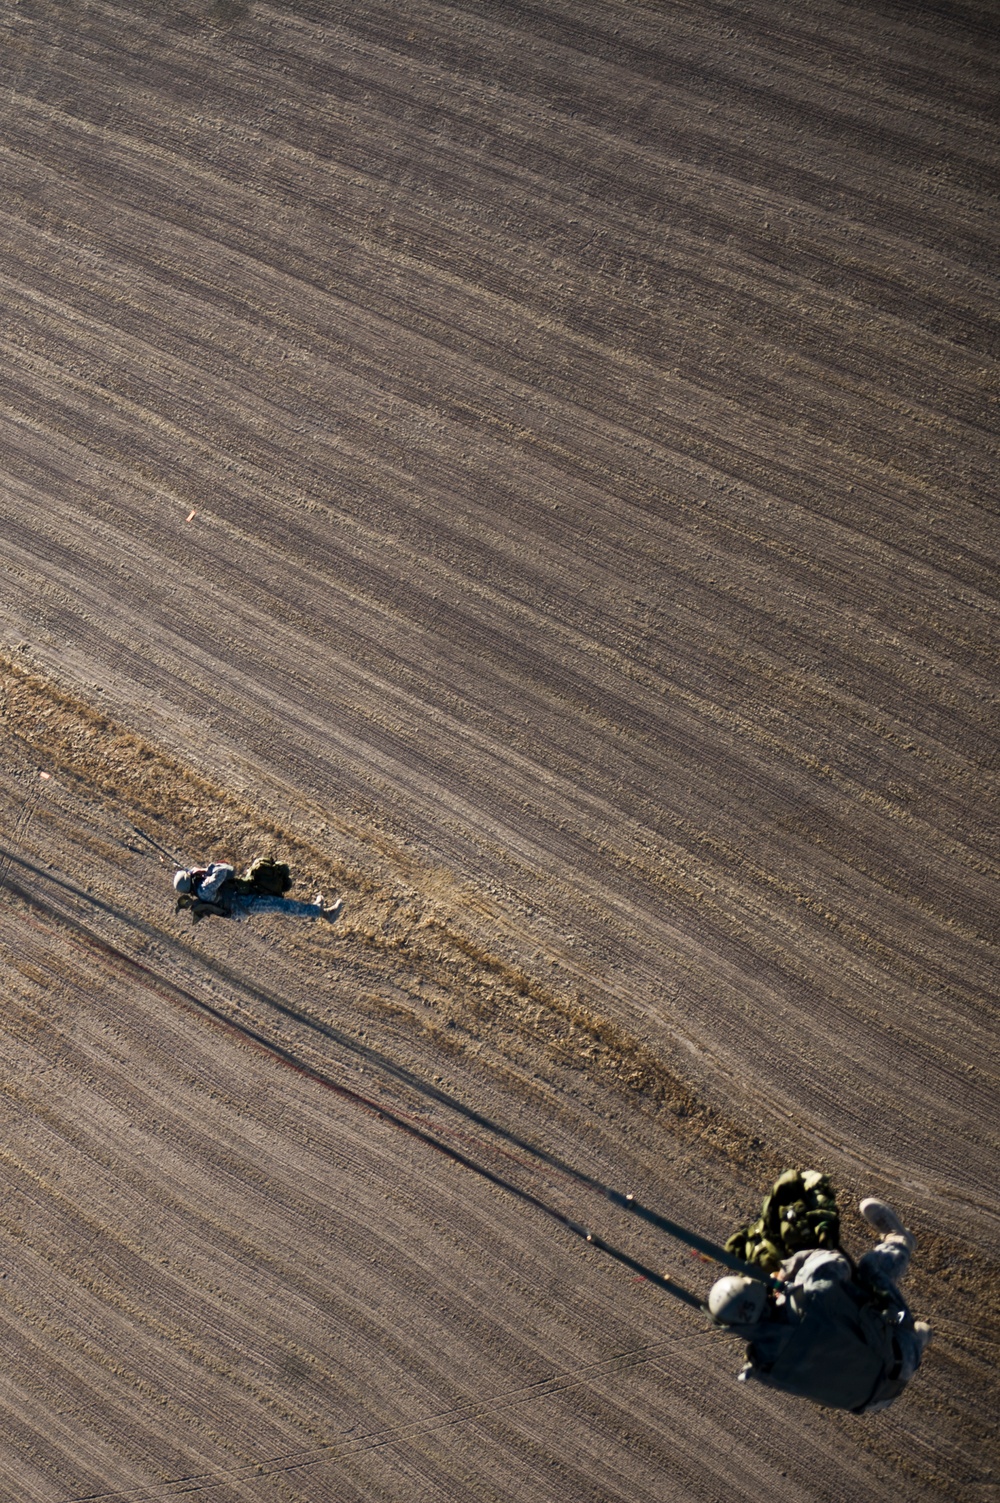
[[39, 772, 51, 780], [186, 509, 197, 522]]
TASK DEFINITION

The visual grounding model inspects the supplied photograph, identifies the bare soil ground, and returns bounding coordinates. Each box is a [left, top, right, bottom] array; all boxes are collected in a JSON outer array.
[[0, 0, 997, 1498]]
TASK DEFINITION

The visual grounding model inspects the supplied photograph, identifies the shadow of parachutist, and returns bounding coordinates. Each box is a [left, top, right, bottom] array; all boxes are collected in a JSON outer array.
[[0, 843, 741, 1275], [0, 855, 715, 1307]]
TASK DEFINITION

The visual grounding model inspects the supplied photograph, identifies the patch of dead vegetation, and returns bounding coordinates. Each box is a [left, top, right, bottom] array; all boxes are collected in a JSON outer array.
[[0, 653, 754, 1159]]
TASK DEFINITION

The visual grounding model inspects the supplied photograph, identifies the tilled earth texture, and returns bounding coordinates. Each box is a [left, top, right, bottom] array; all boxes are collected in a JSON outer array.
[[0, 1, 997, 1500]]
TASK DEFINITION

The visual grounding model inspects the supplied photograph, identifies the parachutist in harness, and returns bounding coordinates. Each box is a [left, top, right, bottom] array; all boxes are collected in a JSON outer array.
[[173, 858, 343, 925], [708, 1172, 931, 1414]]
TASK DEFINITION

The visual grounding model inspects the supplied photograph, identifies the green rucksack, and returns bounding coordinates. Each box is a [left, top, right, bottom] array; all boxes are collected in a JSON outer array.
[[239, 857, 293, 897], [726, 1169, 841, 1274]]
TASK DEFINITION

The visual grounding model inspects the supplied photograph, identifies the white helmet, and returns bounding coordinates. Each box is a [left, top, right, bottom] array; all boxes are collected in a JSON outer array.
[[707, 1275, 769, 1326], [173, 870, 193, 894]]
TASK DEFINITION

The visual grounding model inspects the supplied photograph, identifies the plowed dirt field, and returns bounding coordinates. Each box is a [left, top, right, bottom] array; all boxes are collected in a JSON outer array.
[[0, 0, 997, 1499]]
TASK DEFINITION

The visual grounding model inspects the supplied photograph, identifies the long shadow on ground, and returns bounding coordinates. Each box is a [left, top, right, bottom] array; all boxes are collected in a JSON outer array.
[[0, 844, 742, 1297]]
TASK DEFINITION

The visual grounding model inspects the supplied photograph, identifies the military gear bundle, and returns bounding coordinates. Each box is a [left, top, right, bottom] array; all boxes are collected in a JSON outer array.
[[235, 858, 292, 897], [725, 1168, 840, 1273]]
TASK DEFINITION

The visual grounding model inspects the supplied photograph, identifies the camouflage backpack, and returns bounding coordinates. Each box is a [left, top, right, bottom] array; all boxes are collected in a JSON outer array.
[[239, 857, 293, 897], [726, 1169, 841, 1274]]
